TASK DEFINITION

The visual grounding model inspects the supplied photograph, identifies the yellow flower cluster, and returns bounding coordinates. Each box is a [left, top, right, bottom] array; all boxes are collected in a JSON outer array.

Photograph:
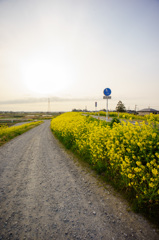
[[51, 112, 159, 206]]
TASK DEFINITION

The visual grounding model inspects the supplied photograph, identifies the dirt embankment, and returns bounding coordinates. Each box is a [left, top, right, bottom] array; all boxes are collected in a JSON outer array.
[[0, 120, 159, 240]]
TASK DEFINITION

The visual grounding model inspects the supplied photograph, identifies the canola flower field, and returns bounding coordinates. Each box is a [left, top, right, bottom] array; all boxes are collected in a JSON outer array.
[[0, 121, 43, 146], [51, 112, 159, 216], [90, 111, 159, 122]]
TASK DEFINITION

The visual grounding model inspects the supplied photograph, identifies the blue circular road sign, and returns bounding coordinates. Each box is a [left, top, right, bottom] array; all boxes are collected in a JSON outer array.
[[103, 88, 111, 96]]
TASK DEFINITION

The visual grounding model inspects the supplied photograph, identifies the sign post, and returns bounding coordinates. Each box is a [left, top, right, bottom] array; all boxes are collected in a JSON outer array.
[[95, 101, 97, 112], [103, 88, 111, 121], [95, 101, 99, 118]]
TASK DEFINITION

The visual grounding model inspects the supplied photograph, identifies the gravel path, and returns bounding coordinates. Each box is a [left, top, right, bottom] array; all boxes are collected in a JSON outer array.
[[0, 120, 159, 240]]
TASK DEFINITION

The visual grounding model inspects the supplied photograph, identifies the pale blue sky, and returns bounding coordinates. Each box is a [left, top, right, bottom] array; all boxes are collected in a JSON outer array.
[[0, 0, 159, 111]]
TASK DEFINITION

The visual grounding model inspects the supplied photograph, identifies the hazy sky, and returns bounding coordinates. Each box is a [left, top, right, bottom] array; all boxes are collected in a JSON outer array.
[[0, 0, 159, 112]]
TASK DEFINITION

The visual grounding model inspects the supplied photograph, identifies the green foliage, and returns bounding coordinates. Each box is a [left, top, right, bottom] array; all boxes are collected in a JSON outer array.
[[110, 117, 121, 127]]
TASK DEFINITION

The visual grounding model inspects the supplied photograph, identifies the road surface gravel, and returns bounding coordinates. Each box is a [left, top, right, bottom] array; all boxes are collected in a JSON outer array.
[[0, 120, 159, 240]]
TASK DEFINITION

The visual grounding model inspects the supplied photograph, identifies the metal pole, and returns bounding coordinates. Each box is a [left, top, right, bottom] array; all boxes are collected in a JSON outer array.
[[107, 98, 108, 120], [106, 98, 108, 121]]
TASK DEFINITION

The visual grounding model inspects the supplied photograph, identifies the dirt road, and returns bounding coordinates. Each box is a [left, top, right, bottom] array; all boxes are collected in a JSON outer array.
[[0, 120, 159, 240]]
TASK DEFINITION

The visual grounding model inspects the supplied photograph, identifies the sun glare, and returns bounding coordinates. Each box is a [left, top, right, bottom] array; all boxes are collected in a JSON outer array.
[[20, 57, 73, 95]]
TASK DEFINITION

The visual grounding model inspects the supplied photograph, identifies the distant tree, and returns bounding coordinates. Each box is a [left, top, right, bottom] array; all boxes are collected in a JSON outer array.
[[72, 109, 82, 112], [116, 101, 126, 112]]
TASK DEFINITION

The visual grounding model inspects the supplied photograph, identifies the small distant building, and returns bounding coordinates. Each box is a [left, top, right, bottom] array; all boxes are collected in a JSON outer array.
[[137, 108, 159, 116]]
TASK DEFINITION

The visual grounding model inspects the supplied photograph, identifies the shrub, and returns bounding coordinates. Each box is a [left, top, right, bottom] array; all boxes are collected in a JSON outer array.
[[110, 117, 121, 127]]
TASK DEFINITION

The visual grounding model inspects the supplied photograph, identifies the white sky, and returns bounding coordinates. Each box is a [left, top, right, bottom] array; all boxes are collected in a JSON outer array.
[[0, 0, 159, 112]]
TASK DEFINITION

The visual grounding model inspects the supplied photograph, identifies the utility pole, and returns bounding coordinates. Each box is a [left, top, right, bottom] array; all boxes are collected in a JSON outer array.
[[135, 105, 137, 112], [47, 98, 51, 113]]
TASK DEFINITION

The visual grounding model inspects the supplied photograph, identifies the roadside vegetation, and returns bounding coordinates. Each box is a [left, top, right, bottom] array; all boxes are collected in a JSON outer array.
[[87, 111, 159, 123], [0, 121, 43, 146], [51, 112, 159, 225]]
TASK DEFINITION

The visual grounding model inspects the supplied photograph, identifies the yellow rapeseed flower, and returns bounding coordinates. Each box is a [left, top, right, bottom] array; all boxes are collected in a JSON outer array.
[[152, 168, 158, 176], [136, 161, 141, 166], [149, 182, 154, 188]]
